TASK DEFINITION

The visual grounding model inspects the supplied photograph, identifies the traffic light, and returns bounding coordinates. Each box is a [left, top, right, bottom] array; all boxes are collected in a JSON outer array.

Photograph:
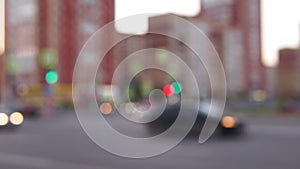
[[163, 82, 182, 97], [45, 69, 58, 84], [171, 82, 182, 94], [163, 84, 175, 97]]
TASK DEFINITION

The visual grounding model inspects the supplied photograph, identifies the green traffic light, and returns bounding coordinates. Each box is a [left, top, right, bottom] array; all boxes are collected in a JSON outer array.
[[171, 82, 182, 94], [45, 70, 58, 84]]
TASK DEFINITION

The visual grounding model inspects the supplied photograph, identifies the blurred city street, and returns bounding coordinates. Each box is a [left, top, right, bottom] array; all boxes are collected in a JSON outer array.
[[1, 0, 300, 168], [0, 110, 299, 169]]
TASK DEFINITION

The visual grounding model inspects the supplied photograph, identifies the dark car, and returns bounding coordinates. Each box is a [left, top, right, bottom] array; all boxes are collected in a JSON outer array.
[[14, 106, 40, 119], [146, 102, 245, 138], [12, 100, 41, 119]]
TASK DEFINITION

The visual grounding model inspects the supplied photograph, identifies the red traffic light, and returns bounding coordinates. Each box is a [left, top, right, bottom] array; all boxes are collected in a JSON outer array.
[[163, 84, 175, 97]]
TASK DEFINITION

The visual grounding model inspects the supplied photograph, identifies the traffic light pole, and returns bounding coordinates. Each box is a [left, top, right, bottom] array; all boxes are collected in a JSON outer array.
[[43, 69, 58, 117], [44, 82, 54, 117]]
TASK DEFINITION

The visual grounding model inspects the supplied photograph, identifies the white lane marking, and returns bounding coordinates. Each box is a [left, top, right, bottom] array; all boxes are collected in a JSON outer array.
[[0, 152, 111, 169]]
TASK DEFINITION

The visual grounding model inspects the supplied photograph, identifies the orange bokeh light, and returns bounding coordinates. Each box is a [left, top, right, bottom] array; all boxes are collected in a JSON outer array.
[[100, 102, 113, 115], [221, 116, 236, 129]]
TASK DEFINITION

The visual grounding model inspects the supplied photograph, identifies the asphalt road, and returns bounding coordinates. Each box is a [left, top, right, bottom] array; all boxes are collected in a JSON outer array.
[[0, 110, 299, 169]]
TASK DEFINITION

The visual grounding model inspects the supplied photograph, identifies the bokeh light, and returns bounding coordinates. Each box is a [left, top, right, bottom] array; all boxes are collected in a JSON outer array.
[[0, 113, 9, 126], [251, 90, 267, 102], [163, 84, 174, 97], [16, 84, 29, 96], [45, 70, 58, 84], [171, 82, 182, 94], [100, 102, 113, 115], [10, 112, 24, 125], [221, 116, 236, 129]]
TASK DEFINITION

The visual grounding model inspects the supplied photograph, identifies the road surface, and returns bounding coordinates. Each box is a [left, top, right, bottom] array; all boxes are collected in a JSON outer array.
[[0, 110, 299, 169]]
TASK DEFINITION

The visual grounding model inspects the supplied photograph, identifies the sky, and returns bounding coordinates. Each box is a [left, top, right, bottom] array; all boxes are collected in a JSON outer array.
[[115, 0, 200, 34], [261, 0, 300, 66], [0, 0, 300, 67], [116, 0, 300, 67]]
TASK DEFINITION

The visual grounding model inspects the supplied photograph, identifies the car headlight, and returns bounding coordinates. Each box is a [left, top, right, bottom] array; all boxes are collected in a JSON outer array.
[[10, 112, 24, 125], [0, 113, 9, 126], [221, 116, 236, 128]]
